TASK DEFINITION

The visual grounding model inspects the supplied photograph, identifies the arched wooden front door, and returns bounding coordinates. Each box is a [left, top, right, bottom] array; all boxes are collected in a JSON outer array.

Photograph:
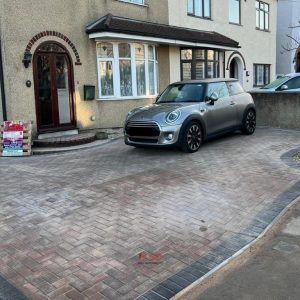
[[33, 42, 76, 132]]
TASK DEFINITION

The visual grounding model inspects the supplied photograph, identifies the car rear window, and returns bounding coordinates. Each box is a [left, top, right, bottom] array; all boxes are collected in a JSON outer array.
[[227, 81, 244, 95]]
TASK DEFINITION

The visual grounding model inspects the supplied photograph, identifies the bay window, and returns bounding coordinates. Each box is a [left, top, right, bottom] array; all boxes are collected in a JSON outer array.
[[97, 42, 158, 99]]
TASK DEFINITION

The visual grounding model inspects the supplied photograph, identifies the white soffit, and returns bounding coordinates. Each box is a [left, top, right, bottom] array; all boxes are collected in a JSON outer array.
[[89, 32, 238, 51]]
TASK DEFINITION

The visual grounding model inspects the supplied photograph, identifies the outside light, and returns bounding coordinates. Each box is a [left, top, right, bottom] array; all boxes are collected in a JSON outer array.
[[22, 51, 32, 68]]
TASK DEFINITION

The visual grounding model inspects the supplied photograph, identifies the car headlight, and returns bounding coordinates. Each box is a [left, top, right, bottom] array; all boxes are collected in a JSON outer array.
[[165, 110, 181, 124]]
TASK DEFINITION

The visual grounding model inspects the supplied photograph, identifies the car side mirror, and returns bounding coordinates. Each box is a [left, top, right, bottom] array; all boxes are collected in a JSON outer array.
[[207, 92, 218, 105], [155, 94, 161, 103], [280, 85, 288, 91]]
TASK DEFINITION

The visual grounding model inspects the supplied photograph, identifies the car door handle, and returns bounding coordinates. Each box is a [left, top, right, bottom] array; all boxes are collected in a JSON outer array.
[[230, 101, 236, 106]]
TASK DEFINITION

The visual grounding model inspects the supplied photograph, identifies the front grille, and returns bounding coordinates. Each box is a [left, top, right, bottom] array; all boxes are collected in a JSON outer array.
[[125, 121, 160, 137]]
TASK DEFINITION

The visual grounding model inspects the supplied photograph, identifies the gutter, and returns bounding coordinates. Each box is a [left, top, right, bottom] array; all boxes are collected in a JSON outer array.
[[89, 32, 239, 51], [0, 40, 7, 121]]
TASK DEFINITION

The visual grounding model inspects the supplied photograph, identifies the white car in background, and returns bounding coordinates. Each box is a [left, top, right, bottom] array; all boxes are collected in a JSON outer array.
[[261, 73, 300, 92]]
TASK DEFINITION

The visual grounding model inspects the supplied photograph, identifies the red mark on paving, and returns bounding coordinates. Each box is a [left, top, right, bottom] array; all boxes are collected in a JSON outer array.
[[138, 252, 163, 264]]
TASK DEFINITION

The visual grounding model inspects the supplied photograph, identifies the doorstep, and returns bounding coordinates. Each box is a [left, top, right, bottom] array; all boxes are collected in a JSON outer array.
[[34, 132, 96, 148], [32, 128, 124, 155], [37, 129, 79, 140]]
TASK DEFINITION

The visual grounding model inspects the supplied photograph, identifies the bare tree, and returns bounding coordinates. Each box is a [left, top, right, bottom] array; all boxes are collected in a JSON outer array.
[[281, 23, 300, 54]]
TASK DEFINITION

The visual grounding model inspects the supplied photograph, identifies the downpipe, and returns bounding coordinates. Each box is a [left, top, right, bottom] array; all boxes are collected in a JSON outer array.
[[0, 40, 7, 121]]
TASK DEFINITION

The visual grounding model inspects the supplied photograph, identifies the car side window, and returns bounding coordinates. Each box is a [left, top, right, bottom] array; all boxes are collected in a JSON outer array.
[[207, 82, 229, 99], [228, 81, 244, 95], [283, 77, 300, 90]]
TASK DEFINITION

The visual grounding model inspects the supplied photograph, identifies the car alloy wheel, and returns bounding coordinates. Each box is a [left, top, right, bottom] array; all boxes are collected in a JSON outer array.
[[182, 122, 202, 153], [243, 110, 256, 135]]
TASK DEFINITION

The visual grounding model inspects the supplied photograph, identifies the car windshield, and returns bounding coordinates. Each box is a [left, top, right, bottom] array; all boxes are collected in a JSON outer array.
[[261, 76, 291, 89], [157, 83, 206, 103]]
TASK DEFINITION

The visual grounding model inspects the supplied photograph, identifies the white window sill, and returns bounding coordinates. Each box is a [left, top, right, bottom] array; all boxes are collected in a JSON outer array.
[[97, 95, 157, 101], [114, 0, 148, 7]]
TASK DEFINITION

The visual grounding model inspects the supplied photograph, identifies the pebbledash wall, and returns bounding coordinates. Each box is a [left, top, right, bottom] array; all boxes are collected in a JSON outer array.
[[0, 0, 3, 123], [167, 0, 277, 92], [0, 0, 169, 133], [0, 0, 277, 134]]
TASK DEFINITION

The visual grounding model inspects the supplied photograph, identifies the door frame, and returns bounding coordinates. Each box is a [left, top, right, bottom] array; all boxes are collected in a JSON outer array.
[[228, 56, 244, 85], [33, 41, 76, 133]]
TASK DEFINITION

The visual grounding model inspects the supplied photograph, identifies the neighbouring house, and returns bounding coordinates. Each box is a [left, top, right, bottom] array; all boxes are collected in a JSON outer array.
[[0, 0, 277, 135], [168, 0, 277, 90], [277, 0, 300, 76]]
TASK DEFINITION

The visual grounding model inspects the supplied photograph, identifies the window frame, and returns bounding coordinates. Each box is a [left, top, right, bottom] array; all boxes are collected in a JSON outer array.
[[118, 0, 145, 6], [229, 0, 241, 25], [227, 80, 244, 95], [253, 64, 270, 87], [180, 48, 220, 81], [256, 0, 270, 31], [96, 41, 158, 100], [97, 43, 115, 98], [118, 43, 133, 97], [135, 43, 147, 97], [207, 82, 230, 99], [187, 0, 211, 19], [148, 45, 157, 96]]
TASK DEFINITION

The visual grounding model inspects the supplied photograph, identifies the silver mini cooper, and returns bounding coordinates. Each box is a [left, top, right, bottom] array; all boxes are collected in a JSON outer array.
[[124, 79, 256, 153]]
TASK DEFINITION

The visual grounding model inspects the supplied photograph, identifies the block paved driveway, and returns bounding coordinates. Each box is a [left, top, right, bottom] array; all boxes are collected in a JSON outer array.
[[0, 128, 300, 300]]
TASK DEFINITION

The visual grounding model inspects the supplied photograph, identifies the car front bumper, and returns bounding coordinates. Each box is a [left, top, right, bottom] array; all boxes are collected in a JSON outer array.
[[124, 122, 182, 147]]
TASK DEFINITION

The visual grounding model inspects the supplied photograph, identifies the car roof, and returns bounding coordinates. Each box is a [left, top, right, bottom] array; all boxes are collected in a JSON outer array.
[[171, 78, 239, 85], [285, 73, 300, 78]]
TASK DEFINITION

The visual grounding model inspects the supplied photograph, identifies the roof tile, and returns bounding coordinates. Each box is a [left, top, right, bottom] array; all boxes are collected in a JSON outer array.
[[86, 14, 239, 48]]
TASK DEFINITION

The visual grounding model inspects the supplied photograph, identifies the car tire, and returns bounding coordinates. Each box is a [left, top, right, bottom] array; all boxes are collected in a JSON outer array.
[[242, 109, 256, 135], [181, 121, 202, 153]]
